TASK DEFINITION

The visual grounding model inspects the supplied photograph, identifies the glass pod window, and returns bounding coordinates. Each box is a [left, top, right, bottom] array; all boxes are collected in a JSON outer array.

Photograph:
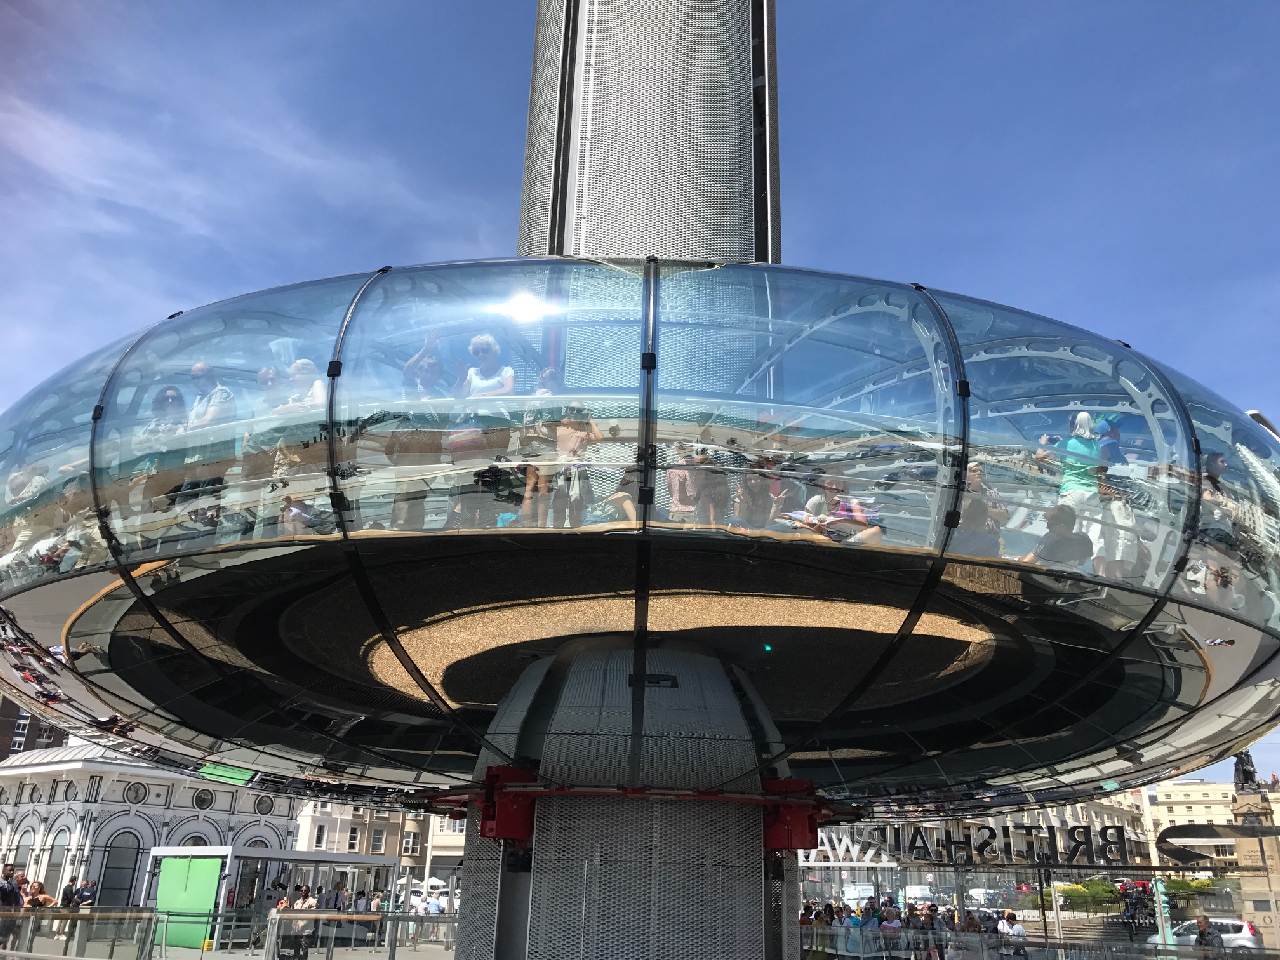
[[93, 275, 368, 561]]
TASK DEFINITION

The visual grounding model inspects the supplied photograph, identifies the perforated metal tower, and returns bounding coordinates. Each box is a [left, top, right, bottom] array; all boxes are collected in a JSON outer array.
[[517, 0, 781, 263], [4, 1, 1280, 957], [461, 4, 791, 958]]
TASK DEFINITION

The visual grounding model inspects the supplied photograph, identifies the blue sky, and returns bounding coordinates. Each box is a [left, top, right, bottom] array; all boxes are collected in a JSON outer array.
[[3, 2, 1279, 780]]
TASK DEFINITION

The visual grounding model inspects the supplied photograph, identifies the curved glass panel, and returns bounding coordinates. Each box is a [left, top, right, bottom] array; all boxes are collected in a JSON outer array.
[[653, 266, 959, 552], [0, 258, 1274, 814], [0, 336, 134, 596], [796, 562, 1163, 810], [933, 292, 1196, 594], [333, 259, 644, 534], [93, 275, 367, 562], [57, 544, 468, 785], [1161, 368, 1280, 630]]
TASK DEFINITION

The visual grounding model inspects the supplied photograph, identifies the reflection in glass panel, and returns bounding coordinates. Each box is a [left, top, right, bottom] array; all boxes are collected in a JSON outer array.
[[653, 266, 958, 553], [2, 258, 1280, 815], [1161, 368, 1280, 630], [94, 275, 367, 562], [934, 293, 1196, 594], [334, 260, 644, 534], [0, 336, 133, 596], [1037, 618, 1280, 793], [803, 562, 1176, 809], [63, 544, 471, 784]]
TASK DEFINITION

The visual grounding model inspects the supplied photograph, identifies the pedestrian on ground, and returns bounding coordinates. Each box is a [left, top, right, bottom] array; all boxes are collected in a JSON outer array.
[[1194, 916, 1225, 958], [0, 864, 23, 949], [806, 905, 830, 959], [923, 903, 945, 960], [834, 903, 860, 958], [74, 880, 95, 907], [289, 885, 317, 960], [24, 880, 55, 940], [881, 906, 904, 959], [997, 911, 1026, 957]]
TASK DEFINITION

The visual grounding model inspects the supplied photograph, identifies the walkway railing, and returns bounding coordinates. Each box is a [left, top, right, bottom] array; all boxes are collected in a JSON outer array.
[[2, 908, 1271, 960], [0, 908, 459, 960], [0, 909, 156, 960], [795, 926, 1276, 960], [259, 912, 457, 959]]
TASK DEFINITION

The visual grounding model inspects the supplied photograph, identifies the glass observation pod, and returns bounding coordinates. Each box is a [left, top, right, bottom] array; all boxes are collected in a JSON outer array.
[[0, 257, 1277, 815]]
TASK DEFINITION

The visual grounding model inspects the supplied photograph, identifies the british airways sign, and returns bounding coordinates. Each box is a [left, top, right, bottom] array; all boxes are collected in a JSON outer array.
[[800, 822, 1130, 867]]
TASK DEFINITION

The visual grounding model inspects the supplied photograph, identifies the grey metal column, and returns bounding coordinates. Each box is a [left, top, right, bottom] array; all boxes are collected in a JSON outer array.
[[518, 0, 781, 263], [457, 643, 780, 960]]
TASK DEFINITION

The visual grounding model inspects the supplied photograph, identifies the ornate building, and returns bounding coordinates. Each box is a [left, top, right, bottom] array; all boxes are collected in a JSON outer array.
[[0, 743, 296, 906]]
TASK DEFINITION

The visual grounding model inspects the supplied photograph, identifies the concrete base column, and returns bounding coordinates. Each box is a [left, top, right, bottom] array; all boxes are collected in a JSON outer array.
[[456, 642, 797, 960]]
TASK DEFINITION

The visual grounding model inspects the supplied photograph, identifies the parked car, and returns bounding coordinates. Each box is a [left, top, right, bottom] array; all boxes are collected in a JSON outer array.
[[1147, 918, 1262, 952]]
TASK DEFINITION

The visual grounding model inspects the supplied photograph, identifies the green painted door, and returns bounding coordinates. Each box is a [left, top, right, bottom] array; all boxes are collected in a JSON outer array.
[[155, 857, 223, 948]]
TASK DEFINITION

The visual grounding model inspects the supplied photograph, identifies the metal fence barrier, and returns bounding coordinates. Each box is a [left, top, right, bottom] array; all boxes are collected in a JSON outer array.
[[0, 908, 457, 960], [4, 907, 1270, 960], [261, 912, 458, 959], [0, 909, 157, 960], [794, 927, 1278, 960]]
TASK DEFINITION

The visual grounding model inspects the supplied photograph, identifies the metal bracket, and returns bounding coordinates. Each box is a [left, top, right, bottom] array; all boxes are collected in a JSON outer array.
[[762, 778, 820, 850], [479, 766, 539, 844]]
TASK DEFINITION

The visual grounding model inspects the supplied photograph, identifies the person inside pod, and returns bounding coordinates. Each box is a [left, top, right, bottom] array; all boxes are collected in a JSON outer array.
[[1036, 411, 1104, 551]]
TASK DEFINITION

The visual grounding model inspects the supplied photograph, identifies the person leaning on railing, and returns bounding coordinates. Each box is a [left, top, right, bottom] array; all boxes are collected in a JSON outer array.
[[805, 905, 830, 959], [288, 885, 318, 960], [832, 903, 859, 958], [0, 864, 23, 950], [24, 881, 56, 940], [921, 903, 945, 960]]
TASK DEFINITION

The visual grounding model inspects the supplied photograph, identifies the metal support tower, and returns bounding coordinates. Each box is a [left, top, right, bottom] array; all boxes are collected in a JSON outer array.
[[518, 0, 781, 263]]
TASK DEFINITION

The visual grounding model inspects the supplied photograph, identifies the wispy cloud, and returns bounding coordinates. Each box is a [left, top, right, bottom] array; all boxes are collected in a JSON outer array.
[[0, 1, 512, 407], [1, 94, 226, 236]]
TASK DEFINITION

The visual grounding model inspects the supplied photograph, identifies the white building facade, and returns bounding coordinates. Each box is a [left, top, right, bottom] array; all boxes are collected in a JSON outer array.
[[0, 744, 298, 906], [295, 801, 465, 898]]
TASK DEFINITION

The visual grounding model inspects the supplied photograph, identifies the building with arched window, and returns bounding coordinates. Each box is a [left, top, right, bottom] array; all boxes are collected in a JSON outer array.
[[0, 743, 297, 905]]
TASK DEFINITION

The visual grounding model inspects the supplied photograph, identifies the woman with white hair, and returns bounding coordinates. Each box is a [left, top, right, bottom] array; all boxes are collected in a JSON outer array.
[[1037, 411, 1104, 550], [445, 333, 516, 465], [272, 359, 327, 413]]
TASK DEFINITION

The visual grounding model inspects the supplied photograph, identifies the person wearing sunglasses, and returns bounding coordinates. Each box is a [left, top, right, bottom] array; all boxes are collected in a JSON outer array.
[[445, 333, 516, 470], [461, 334, 514, 399], [133, 386, 188, 516]]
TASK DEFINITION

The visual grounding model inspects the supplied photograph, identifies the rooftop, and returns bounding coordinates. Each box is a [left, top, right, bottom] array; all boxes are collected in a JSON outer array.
[[0, 742, 148, 771]]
